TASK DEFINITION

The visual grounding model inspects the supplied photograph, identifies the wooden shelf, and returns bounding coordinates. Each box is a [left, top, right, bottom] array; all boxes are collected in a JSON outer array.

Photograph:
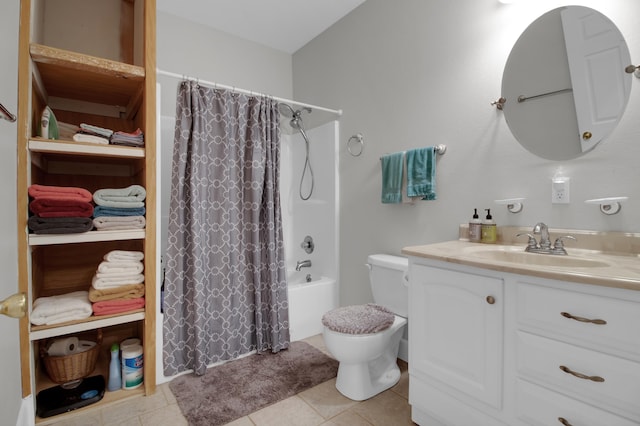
[[30, 311, 145, 341], [34, 339, 145, 425], [30, 43, 145, 110], [29, 230, 146, 246], [17, 0, 158, 413], [29, 138, 145, 159], [35, 387, 145, 425]]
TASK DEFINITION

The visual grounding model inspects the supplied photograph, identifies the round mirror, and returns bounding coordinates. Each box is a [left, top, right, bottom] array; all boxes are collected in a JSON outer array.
[[502, 6, 632, 160]]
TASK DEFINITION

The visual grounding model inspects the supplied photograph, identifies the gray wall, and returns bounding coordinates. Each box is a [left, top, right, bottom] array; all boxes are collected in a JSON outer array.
[[292, 0, 640, 306], [156, 11, 293, 117]]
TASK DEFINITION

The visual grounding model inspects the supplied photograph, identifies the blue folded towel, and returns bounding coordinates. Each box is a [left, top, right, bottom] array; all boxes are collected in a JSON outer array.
[[380, 152, 404, 204], [406, 147, 437, 200], [93, 206, 146, 218]]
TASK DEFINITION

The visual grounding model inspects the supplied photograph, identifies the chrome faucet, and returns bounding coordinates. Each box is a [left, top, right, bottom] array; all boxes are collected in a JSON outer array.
[[517, 222, 576, 255], [532, 222, 551, 250], [295, 259, 312, 271]]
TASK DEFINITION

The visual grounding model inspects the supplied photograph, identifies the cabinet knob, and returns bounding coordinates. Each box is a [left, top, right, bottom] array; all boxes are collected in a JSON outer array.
[[558, 417, 573, 426], [486, 295, 495, 305]]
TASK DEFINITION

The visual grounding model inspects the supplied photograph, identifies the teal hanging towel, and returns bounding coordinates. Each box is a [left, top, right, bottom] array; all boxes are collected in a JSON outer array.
[[380, 152, 404, 204], [406, 147, 437, 200]]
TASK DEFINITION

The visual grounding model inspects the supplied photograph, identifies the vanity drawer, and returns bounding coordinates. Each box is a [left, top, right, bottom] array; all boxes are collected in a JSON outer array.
[[516, 281, 640, 358], [517, 331, 640, 422], [516, 379, 638, 426]]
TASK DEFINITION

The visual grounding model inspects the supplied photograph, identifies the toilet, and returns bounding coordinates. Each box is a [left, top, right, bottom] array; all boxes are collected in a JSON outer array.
[[321, 254, 408, 401]]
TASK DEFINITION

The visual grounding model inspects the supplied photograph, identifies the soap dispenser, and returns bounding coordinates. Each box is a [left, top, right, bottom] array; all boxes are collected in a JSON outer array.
[[481, 209, 497, 244], [469, 209, 482, 242]]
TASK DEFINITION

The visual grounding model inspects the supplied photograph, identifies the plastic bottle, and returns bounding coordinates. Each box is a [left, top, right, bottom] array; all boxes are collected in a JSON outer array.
[[107, 343, 122, 391], [122, 344, 144, 390], [468, 209, 482, 242], [481, 209, 497, 244]]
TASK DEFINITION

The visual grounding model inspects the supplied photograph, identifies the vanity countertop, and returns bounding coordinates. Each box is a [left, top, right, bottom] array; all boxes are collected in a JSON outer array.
[[402, 238, 640, 291]]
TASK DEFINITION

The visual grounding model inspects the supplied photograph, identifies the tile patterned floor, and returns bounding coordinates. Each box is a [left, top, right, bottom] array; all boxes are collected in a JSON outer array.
[[46, 334, 415, 426]]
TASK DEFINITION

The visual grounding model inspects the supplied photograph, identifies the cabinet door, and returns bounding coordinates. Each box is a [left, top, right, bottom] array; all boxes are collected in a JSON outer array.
[[0, 0, 22, 422], [410, 264, 504, 409]]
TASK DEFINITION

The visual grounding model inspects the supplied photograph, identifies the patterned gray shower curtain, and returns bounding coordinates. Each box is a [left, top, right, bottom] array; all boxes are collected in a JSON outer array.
[[163, 81, 290, 376]]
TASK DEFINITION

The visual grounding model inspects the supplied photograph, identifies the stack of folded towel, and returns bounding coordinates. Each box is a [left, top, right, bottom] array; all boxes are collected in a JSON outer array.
[[110, 128, 145, 147], [72, 123, 113, 145], [28, 184, 94, 234], [92, 185, 146, 231], [90, 250, 145, 316], [69, 123, 144, 147], [31, 291, 93, 325]]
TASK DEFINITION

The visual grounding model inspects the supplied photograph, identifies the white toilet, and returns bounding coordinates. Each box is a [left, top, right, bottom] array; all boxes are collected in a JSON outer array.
[[321, 254, 408, 401]]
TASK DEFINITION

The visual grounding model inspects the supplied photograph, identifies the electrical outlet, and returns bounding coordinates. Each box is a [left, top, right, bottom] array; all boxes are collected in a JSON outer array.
[[551, 178, 570, 204]]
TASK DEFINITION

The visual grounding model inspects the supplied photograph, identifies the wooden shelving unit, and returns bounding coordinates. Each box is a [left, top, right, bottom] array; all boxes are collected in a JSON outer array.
[[16, 0, 157, 423]]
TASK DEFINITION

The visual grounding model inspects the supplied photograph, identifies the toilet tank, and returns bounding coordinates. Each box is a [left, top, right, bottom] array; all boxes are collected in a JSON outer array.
[[367, 254, 409, 318]]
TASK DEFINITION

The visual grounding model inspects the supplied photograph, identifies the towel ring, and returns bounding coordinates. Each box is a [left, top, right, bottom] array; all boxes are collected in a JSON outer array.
[[348, 133, 364, 157]]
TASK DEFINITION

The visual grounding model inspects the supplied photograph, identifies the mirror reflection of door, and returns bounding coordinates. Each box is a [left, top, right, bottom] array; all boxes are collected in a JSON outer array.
[[502, 6, 631, 161], [562, 6, 632, 153]]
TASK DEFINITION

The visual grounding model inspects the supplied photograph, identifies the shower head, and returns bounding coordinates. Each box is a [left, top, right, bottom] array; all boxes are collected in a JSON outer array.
[[278, 103, 296, 118], [278, 103, 312, 120], [290, 116, 302, 130]]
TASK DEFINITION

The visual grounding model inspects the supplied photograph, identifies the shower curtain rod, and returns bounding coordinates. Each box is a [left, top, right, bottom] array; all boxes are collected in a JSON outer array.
[[156, 68, 343, 117]]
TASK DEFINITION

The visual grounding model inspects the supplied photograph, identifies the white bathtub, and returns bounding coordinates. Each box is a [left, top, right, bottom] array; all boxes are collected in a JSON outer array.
[[287, 270, 337, 341]]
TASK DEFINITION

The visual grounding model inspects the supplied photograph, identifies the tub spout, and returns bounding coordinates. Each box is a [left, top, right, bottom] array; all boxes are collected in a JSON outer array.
[[296, 259, 312, 271]]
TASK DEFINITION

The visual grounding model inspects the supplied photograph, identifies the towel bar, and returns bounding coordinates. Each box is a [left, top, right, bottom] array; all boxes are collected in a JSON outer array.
[[380, 144, 446, 160]]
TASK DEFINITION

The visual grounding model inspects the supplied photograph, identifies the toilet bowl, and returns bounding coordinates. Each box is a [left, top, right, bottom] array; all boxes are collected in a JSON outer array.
[[321, 254, 408, 401]]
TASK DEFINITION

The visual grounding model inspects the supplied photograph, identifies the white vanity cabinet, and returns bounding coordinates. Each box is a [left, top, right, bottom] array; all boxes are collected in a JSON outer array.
[[406, 254, 640, 426], [408, 261, 506, 426], [514, 278, 640, 426]]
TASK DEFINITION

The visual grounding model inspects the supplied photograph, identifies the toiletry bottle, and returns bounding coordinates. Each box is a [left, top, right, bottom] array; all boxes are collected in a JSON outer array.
[[108, 343, 122, 391], [481, 209, 497, 244], [469, 209, 482, 242]]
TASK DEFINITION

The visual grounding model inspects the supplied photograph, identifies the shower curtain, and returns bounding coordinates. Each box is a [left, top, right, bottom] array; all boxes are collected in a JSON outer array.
[[163, 81, 290, 376]]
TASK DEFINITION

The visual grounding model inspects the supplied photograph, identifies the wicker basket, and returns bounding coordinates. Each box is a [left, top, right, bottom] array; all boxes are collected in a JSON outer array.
[[41, 329, 102, 384]]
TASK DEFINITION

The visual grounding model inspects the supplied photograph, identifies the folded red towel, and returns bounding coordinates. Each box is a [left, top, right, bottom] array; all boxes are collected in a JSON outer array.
[[29, 198, 94, 218], [28, 184, 92, 202], [92, 297, 145, 316]]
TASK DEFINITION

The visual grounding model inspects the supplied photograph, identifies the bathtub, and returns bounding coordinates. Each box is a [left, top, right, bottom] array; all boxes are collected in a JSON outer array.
[[287, 270, 337, 341]]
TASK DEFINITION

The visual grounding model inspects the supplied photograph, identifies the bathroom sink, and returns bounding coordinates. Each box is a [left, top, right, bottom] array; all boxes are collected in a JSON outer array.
[[462, 246, 610, 268]]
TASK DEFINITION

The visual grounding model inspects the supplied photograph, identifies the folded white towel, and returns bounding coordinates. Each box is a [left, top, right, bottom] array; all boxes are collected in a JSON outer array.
[[31, 291, 93, 326], [93, 185, 146, 208], [103, 250, 144, 262], [93, 215, 146, 230], [73, 133, 109, 145], [97, 260, 144, 276], [92, 273, 145, 289], [80, 123, 114, 138]]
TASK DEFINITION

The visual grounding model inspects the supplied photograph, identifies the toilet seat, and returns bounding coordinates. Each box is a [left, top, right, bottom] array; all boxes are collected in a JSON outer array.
[[321, 303, 395, 334]]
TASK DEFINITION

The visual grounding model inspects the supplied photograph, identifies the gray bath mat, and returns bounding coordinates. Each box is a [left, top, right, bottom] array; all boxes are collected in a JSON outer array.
[[169, 341, 338, 425]]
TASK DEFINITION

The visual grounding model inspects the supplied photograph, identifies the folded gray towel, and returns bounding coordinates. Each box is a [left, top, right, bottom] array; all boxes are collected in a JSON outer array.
[[28, 216, 93, 234]]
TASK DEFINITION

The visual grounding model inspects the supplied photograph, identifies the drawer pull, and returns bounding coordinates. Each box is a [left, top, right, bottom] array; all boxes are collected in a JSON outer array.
[[560, 311, 607, 325], [559, 365, 605, 382], [486, 296, 495, 305], [558, 417, 573, 426]]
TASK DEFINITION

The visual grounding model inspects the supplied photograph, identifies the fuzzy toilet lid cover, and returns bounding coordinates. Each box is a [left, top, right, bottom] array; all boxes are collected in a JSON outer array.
[[322, 303, 395, 334]]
